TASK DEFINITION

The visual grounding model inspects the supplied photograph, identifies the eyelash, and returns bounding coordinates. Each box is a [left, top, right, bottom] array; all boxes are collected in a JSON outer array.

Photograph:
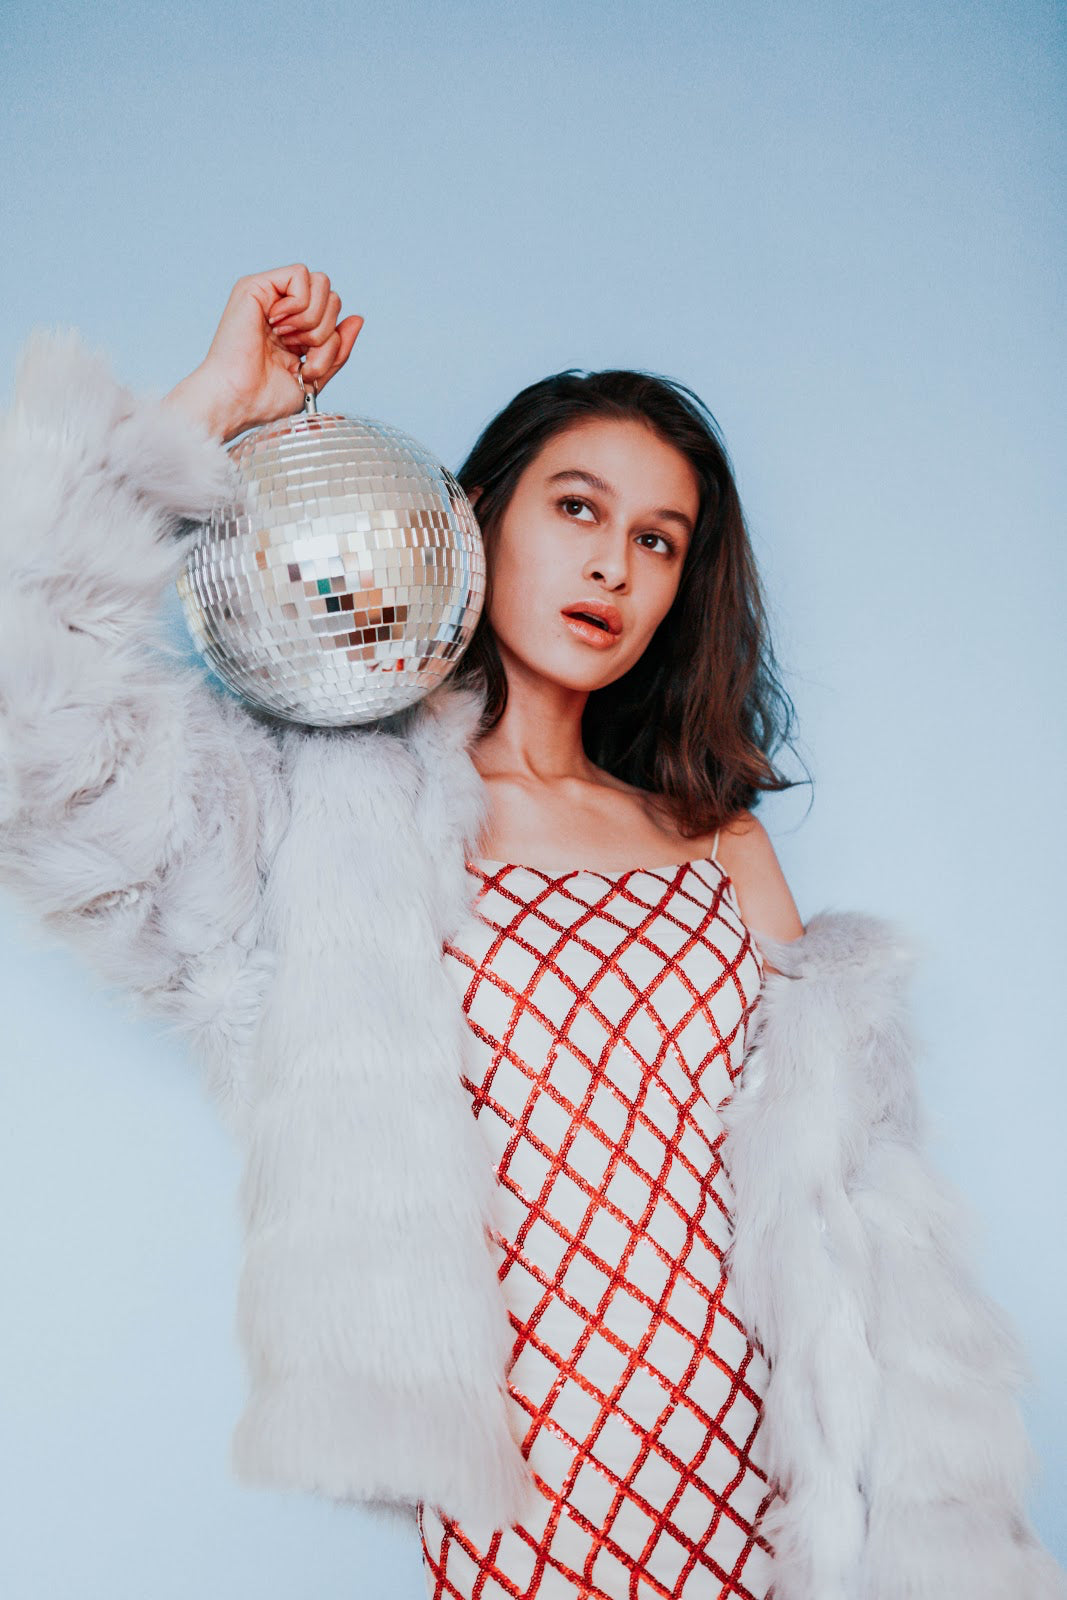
[[557, 495, 677, 556]]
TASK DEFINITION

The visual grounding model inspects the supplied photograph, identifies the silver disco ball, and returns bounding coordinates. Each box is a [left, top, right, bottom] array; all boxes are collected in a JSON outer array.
[[176, 393, 485, 726]]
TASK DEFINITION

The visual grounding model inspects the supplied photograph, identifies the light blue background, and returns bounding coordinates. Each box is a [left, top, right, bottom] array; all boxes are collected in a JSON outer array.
[[2, 2, 1063, 1595]]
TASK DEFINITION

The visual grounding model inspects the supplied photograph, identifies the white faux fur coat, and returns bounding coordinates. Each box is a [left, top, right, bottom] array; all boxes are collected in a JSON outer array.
[[1, 327, 1062, 1599]]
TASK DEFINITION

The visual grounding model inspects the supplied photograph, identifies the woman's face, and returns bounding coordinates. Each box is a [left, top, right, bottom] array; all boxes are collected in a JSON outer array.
[[476, 417, 700, 693]]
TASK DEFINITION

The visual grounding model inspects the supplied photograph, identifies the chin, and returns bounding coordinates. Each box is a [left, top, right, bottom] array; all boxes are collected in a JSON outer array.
[[517, 644, 635, 694], [492, 615, 646, 690]]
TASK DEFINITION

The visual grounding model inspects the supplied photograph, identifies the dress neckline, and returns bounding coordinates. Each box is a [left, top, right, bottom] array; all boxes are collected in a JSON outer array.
[[466, 853, 725, 881]]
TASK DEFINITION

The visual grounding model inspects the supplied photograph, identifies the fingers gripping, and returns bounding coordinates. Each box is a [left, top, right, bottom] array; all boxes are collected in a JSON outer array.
[[263, 265, 363, 390]]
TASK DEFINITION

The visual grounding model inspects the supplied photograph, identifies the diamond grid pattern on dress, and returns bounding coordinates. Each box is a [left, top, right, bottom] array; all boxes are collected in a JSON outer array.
[[419, 857, 781, 1600]]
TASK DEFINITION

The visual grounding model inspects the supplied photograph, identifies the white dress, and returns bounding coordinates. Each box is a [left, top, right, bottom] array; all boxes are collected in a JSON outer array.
[[418, 842, 780, 1600]]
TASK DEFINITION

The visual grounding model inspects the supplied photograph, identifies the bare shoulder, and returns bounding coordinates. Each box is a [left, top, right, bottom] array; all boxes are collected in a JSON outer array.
[[717, 809, 805, 963]]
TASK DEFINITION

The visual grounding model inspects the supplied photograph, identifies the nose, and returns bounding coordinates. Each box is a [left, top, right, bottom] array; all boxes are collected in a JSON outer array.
[[582, 532, 629, 592]]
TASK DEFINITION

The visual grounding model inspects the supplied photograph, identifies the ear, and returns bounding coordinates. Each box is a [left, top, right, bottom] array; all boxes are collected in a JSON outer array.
[[466, 485, 483, 510]]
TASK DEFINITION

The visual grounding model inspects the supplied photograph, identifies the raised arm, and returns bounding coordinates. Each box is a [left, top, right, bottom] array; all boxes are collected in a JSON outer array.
[[0, 267, 362, 1134]]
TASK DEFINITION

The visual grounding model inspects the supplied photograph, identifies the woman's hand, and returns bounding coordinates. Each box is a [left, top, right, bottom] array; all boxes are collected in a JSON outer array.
[[163, 264, 363, 444]]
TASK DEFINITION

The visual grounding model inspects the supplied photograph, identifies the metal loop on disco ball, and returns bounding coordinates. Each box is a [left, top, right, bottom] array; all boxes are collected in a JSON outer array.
[[176, 384, 485, 727]]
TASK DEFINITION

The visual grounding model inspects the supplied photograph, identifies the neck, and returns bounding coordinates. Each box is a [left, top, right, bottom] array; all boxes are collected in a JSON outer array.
[[471, 649, 595, 782]]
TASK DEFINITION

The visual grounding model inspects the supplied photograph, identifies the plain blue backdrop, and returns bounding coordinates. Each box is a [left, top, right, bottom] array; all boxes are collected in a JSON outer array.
[[1, 2, 1064, 1595]]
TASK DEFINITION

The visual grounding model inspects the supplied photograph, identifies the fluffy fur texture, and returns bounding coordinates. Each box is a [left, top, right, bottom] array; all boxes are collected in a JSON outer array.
[[231, 706, 535, 1524], [1, 328, 1062, 1593], [0, 325, 288, 1136], [0, 327, 535, 1528], [721, 916, 1065, 1598]]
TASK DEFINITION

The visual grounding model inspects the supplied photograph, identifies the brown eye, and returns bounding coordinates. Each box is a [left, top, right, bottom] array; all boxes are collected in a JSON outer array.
[[559, 496, 594, 520]]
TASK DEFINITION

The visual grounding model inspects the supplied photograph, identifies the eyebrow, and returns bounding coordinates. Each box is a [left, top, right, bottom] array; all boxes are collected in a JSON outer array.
[[545, 468, 695, 537]]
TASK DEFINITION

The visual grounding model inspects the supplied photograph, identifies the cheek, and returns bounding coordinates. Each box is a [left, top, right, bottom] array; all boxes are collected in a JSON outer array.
[[484, 534, 524, 639], [486, 578, 521, 645], [484, 521, 565, 637]]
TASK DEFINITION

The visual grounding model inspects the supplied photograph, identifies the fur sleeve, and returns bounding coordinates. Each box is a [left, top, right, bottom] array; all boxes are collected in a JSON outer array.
[[0, 325, 289, 1134], [722, 912, 1065, 1599]]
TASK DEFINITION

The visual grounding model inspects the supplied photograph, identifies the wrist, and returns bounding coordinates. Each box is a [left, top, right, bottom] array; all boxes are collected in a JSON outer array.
[[162, 364, 244, 445]]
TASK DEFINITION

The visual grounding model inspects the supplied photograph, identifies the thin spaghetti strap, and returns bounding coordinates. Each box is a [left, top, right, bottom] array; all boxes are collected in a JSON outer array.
[[710, 826, 721, 863]]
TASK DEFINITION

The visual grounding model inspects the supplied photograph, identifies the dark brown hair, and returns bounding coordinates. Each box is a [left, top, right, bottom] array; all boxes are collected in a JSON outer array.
[[451, 367, 809, 836]]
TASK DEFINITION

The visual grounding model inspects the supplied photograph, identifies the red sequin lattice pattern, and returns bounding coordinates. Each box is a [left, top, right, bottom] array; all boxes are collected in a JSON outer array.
[[419, 856, 780, 1599]]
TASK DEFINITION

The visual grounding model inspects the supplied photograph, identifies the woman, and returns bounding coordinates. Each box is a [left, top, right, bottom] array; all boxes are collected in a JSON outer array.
[[1, 265, 1060, 1600]]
